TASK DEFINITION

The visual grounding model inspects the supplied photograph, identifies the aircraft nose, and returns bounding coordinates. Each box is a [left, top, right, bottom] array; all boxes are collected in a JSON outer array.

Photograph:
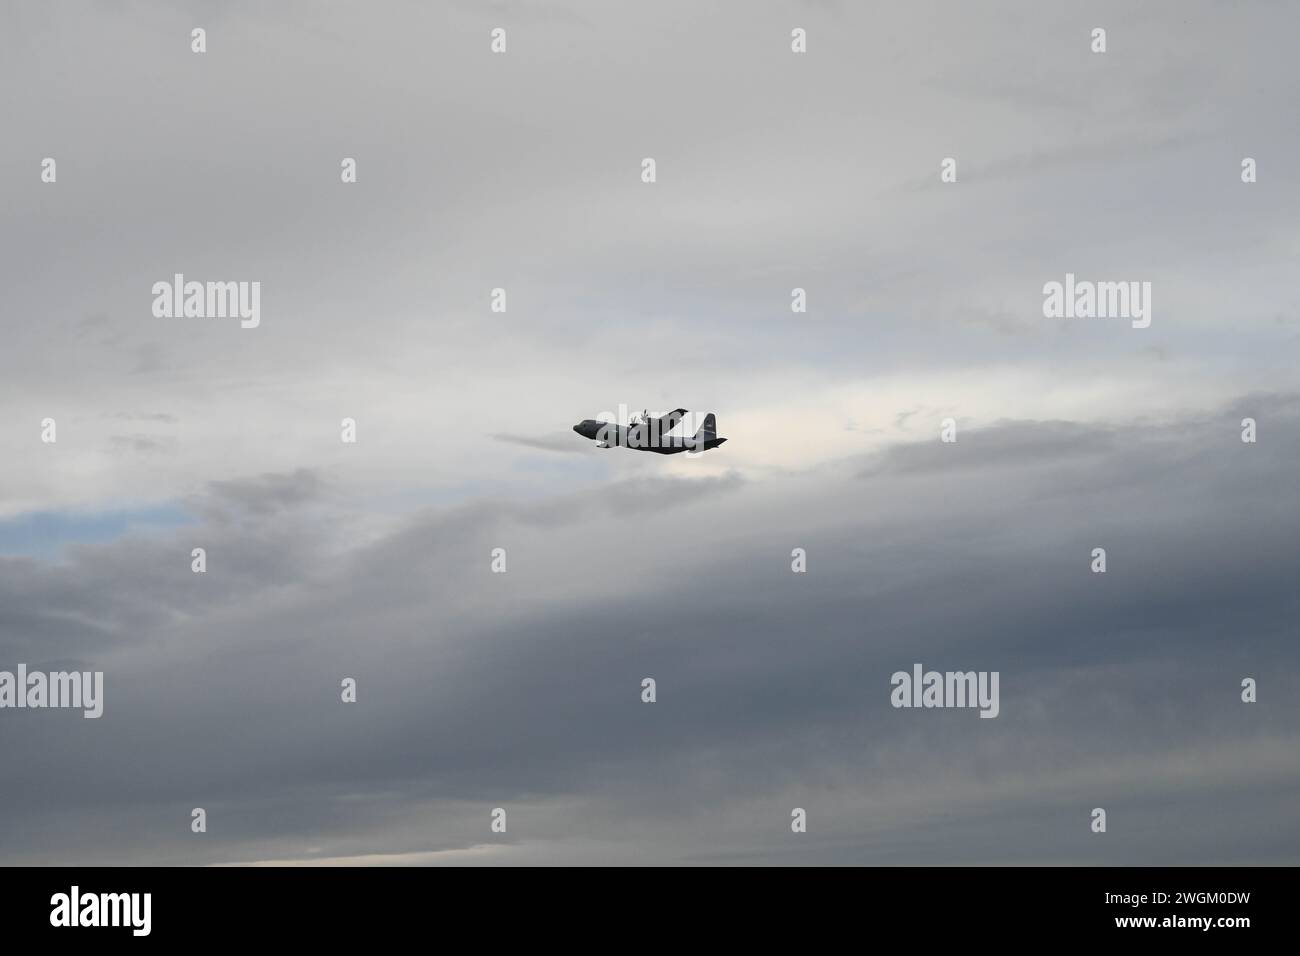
[[573, 422, 583, 435]]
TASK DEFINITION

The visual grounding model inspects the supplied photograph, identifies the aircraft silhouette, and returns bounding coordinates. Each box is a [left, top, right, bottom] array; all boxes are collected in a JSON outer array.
[[572, 408, 727, 455]]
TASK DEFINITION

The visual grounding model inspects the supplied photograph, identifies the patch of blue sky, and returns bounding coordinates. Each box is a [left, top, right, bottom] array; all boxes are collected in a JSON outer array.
[[0, 503, 194, 560]]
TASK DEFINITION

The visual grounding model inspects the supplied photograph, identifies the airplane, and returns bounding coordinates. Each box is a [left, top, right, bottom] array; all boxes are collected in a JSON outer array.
[[572, 408, 727, 454]]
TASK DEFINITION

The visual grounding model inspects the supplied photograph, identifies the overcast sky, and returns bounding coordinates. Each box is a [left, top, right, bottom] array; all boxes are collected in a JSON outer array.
[[1, 0, 1297, 865]]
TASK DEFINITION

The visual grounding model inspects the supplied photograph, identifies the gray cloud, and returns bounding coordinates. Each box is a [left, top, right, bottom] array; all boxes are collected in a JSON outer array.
[[108, 433, 175, 454], [1, 397, 1297, 864]]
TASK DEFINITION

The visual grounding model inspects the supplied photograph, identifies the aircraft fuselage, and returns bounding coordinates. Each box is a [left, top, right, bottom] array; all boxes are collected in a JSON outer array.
[[572, 418, 726, 455]]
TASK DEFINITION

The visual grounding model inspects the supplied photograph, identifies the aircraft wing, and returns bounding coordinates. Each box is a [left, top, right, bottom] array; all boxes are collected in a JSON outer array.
[[649, 408, 689, 435]]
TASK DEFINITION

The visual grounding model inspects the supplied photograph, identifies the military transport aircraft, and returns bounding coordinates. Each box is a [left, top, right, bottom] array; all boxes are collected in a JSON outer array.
[[572, 408, 727, 454]]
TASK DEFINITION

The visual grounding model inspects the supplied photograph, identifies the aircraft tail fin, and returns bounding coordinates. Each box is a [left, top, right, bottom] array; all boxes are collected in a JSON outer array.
[[690, 413, 718, 445]]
